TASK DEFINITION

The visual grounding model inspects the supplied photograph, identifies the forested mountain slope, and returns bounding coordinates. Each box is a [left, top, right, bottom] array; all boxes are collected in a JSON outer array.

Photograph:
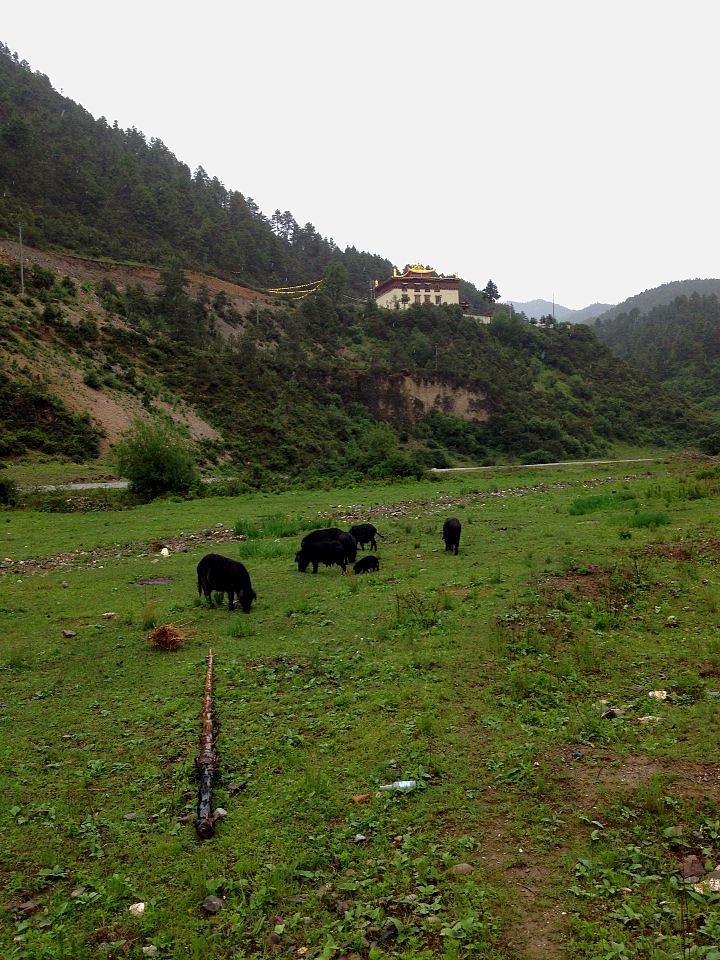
[[0, 44, 496, 309], [0, 248, 713, 478], [594, 279, 720, 325], [595, 293, 720, 414], [1, 43, 717, 478]]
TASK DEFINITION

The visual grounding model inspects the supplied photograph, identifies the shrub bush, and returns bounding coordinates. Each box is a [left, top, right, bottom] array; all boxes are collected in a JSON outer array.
[[0, 471, 17, 506], [115, 418, 200, 500]]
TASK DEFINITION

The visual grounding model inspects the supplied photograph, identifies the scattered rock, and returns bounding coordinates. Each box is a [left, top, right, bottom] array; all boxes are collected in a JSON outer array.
[[448, 862, 475, 876], [648, 690, 668, 700], [11, 900, 40, 915], [214, 807, 227, 818], [601, 707, 623, 719], [694, 869, 720, 894], [350, 793, 371, 803], [70, 887, 86, 898], [61, 629, 77, 638], [202, 895, 224, 914], [160, 547, 170, 557], [680, 855, 707, 879], [380, 921, 399, 942], [571, 749, 589, 760], [227, 780, 248, 794], [637, 715, 664, 723], [102, 612, 116, 619], [336, 900, 350, 916], [129, 901, 145, 917], [124, 812, 140, 821], [60, 581, 69, 589], [352, 834, 368, 844], [142, 948, 158, 957]]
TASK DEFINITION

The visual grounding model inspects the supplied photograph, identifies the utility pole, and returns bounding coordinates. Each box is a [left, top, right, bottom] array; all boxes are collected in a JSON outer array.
[[18, 223, 25, 296]]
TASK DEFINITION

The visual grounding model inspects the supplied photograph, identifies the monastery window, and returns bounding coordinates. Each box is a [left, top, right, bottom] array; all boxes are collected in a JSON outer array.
[[424, 295, 431, 303], [414, 294, 421, 304], [435, 295, 442, 304]]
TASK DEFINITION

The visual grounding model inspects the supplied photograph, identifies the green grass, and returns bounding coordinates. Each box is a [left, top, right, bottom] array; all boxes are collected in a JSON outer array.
[[2, 460, 720, 958], [3, 456, 119, 487]]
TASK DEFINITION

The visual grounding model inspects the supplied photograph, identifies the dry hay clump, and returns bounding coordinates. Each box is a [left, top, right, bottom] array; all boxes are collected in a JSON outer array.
[[148, 624, 187, 651]]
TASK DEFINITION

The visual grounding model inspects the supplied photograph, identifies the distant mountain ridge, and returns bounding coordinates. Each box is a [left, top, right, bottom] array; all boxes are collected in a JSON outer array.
[[593, 279, 720, 324], [506, 299, 614, 324]]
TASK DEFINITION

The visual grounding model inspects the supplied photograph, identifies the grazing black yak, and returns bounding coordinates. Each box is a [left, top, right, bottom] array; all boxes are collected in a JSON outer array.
[[300, 528, 343, 550], [353, 555, 380, 574], [349, 523, 382, 551], [295, 540, 347, 574], [197, 554, 256, 612], [442, 518, 461, 555]]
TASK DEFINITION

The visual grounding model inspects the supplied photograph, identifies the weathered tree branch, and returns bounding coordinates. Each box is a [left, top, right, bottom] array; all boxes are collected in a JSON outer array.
[[195, 648, 218, 839]]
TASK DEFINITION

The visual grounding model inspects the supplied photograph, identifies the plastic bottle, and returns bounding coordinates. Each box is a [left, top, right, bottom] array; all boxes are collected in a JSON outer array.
[[378, 779, 417, 792]]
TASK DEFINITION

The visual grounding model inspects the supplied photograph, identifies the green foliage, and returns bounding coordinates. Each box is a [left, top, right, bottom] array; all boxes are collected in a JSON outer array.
[[569, 492, 636, 515], [0, 45, 392, 299], [627, 510, 670, 529], [0, 465, 17, 505], [114, 418, 199, 500], [595, 293, 720, 419], [0, 370, 101, 460]]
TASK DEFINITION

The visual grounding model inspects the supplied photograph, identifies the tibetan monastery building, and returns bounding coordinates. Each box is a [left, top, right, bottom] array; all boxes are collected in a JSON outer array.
[[374, 264, 461, 310]]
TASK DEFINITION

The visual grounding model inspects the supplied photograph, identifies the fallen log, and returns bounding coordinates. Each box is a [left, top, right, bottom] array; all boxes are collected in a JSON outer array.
[[195, 648, 218, 839]]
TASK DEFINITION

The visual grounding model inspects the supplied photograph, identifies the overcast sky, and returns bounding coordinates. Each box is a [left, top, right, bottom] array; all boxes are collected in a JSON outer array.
[[3, 1, 720, 307]]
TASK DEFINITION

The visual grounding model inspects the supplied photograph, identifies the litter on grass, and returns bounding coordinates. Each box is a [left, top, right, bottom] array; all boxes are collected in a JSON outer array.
[[379, 779, 417, 792]]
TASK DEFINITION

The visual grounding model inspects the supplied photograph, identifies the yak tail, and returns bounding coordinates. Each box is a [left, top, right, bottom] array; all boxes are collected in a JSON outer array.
[[376, 530, 384, 538]]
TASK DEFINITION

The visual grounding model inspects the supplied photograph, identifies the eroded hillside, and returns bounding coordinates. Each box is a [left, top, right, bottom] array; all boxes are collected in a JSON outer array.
[[1, 243, 710, 482]]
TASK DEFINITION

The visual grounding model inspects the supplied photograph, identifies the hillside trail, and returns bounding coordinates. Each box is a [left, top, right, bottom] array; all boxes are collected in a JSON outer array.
[[430, 456, 665, 473], [23, 457, 662, 491]]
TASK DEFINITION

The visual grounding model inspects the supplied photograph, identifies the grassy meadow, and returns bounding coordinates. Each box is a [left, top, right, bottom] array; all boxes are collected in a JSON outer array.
[[2, 461, 720, 959]]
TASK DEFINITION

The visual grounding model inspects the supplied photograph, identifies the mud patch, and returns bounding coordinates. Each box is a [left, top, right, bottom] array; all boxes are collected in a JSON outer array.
[[135, 576, 173, 586], [647, 538, 720, 562], [477, 820, 569, 960], [548, 747, 720, 804], [541, 564, 612, 603]]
